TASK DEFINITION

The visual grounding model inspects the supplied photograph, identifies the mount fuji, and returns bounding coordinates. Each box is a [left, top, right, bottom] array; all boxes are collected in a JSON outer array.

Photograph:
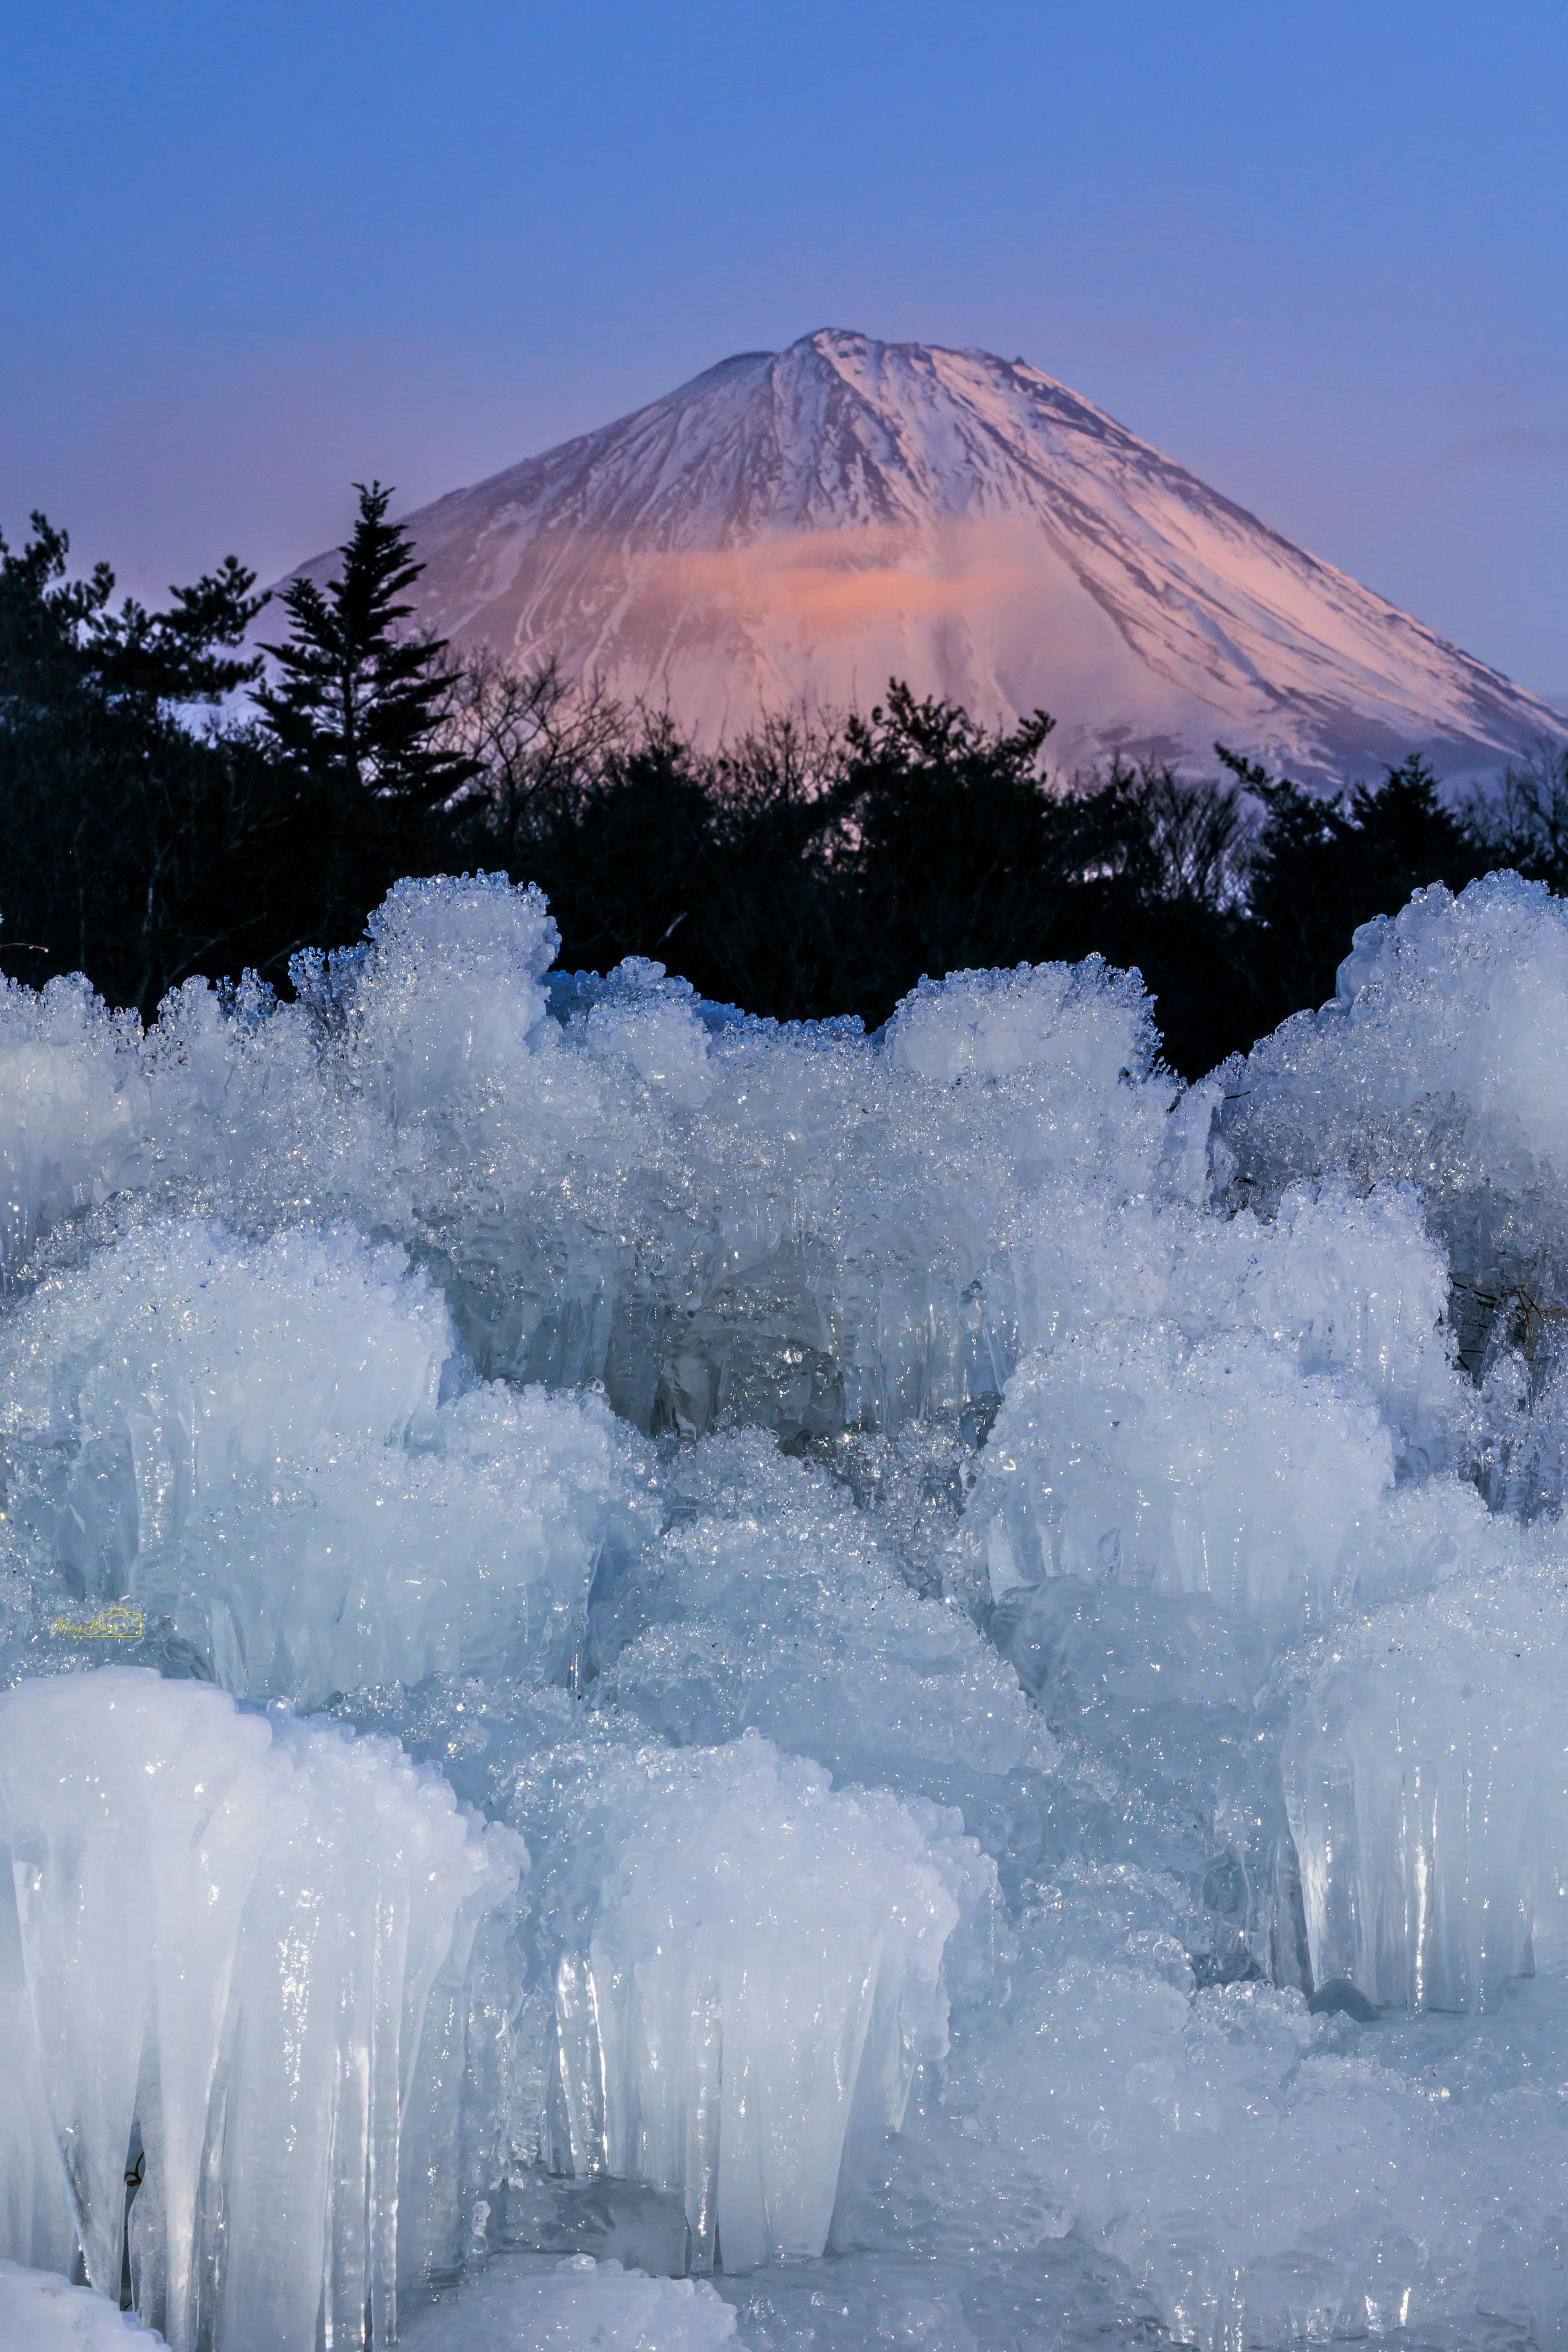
[[303, 330, 1566, 784]]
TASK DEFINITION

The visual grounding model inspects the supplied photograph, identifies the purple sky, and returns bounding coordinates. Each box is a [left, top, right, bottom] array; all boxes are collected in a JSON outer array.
[[3, 0, 1564, 695]]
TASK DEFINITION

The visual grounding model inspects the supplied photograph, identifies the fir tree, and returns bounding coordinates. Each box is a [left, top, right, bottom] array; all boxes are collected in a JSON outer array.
[[253, 482, 478, 805]]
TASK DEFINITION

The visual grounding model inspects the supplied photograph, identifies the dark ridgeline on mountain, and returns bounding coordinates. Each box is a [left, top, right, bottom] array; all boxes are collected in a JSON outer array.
[[286, 330, 1566, 788]]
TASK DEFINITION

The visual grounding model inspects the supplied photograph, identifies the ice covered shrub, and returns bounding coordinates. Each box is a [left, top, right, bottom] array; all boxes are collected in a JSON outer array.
[[1013, 1170, 1467, 1462], [0, 1668, 519, 2352], [865, 1843, 1568, 2350], [0, 1221, 451, 1597], [566, 956, 719, 1107], [294, 871, 560, 1120], [506, 1730, 991, 2271], [1218, 875, 1568, 1452], [1223, 873, 1568, 1209], [0, 1218, 657, 1702], [639, 955, 1176, 1445], [1283, 1513, 1568, 2011], [957, 1166, 1469, 1982], [0, 975, 149, 1281], [162, 1380, 658, 1704], [0, 896, 1188, 1454], [882, 955, 1158, 1109], [345, 931, 1181, 1439], [8, 855, 1568, 2350], [967, 1323, 1392, 1633]]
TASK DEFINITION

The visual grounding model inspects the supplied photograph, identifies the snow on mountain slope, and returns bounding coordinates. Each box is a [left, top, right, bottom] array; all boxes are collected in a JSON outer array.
[[300, 331, 1566, 784]]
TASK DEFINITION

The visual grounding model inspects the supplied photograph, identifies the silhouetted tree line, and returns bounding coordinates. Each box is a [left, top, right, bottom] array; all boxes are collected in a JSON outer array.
[[3, 487, 1565, 1078]]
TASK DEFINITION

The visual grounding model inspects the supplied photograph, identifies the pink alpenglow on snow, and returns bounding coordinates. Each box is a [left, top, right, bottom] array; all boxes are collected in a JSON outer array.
[[284, 331, 1568, 786]]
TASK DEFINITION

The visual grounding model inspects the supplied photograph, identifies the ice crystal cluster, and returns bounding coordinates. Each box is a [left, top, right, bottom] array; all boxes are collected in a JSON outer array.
[[5, 870, 1568, 2348]]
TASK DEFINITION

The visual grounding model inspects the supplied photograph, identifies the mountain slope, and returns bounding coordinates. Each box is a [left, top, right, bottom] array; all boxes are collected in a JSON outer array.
[[299, 331, 1566, 783]]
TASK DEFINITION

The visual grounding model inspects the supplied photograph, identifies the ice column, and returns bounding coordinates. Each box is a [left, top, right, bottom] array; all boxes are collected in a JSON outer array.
[[1283, 1584, 1568, 2010], [0, 1667, 519, 2352], [533, 1736, 986, 2270]]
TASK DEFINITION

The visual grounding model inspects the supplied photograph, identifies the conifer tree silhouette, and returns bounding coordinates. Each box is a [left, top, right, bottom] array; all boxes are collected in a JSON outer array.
[[255, 482, 477, 806]]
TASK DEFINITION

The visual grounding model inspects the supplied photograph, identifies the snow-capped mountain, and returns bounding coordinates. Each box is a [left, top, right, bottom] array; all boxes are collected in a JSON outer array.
[[303, 330, 1566, 782]]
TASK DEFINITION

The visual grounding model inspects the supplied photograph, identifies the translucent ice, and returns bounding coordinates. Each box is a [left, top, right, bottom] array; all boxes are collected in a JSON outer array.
[[596, 1431, 1047, 1787], [6, 866, 1568, 2350], [0, 890, 1183, 1448], [1218, 872, 1568, 1470], [0, 1218, 657, 1702], [301, 871, 561, 1120], [1225, 872, 1568, 1200], [508, 1731, 990, 2272], [0, 1219, 452, 1597], [0, 976, 148, 1284], [0, 1668, 519, 2350], [882, 956, 1156, 1100], [967, 1322, 1392, 1633], [1012, 1171, 1467, 1466], [1284, 1515, 1568, 2011], [400, 2252, 736, 2352]]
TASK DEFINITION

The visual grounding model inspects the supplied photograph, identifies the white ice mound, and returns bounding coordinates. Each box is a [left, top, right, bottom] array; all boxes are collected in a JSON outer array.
[[883, 957, 1156, 1095], [163, 1381, 656, 1704], [0, 2261, 164, 2345], [1224, 871, 1568, 1175], [943, 1945, 1465, 2351], [22, 867, 1568, 2348], [1015, 1174, 1465, 1461], [0, 910, 1185, 1450], [401, 2253, 735, 2352], [1218, 875, 1568, 1345], [630, 955, 1173, 1443], [0, 975, 149, 1281], [1, 1218, 451, 1590], [597, 1431, 1045, 1781], [566, 958, 716, 1107], [1321, 872, 1568, 1165], [0, 1218, 657, 1702], [0, 1668, 520, 2352], [295, 871, 560, 1119], [1283, 1517, 1568, 2011], [514, 1733, 991, 2271], [1222, 1180, 1461, 1451], [969, 1322, 1392, 1632]]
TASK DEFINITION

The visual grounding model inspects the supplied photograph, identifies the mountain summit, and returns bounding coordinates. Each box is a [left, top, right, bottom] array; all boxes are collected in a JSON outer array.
[[312, 331, 1564, 782]]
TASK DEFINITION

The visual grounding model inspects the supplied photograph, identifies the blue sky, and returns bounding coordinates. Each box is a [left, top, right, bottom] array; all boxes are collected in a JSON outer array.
[[3, 0, 1564, 691]]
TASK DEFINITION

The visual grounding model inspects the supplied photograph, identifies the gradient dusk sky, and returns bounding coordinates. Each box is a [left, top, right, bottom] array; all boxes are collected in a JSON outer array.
[[3, 0, 1564, 694]]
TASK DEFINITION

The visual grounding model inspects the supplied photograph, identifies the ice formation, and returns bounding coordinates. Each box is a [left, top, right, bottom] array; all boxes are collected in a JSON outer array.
[[0, 1670, 519, 2352], [1283, 1506, 1568, 2014], [0, 2260, 163, 2345], [401, 2253, 736, 2352], [595, 1432, 1047, 1790], [501, 1730, 988, 2272], [10, 868, 1568, 2348], [0, 1219, 657, 1703], [968, 1322, 1394, 1630], [1219, 871, 1568, 1511]]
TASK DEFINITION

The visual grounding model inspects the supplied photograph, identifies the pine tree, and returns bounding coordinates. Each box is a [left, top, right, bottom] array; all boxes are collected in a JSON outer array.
[[0, 512, 264, 718], [253, 483, 478, 805]]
